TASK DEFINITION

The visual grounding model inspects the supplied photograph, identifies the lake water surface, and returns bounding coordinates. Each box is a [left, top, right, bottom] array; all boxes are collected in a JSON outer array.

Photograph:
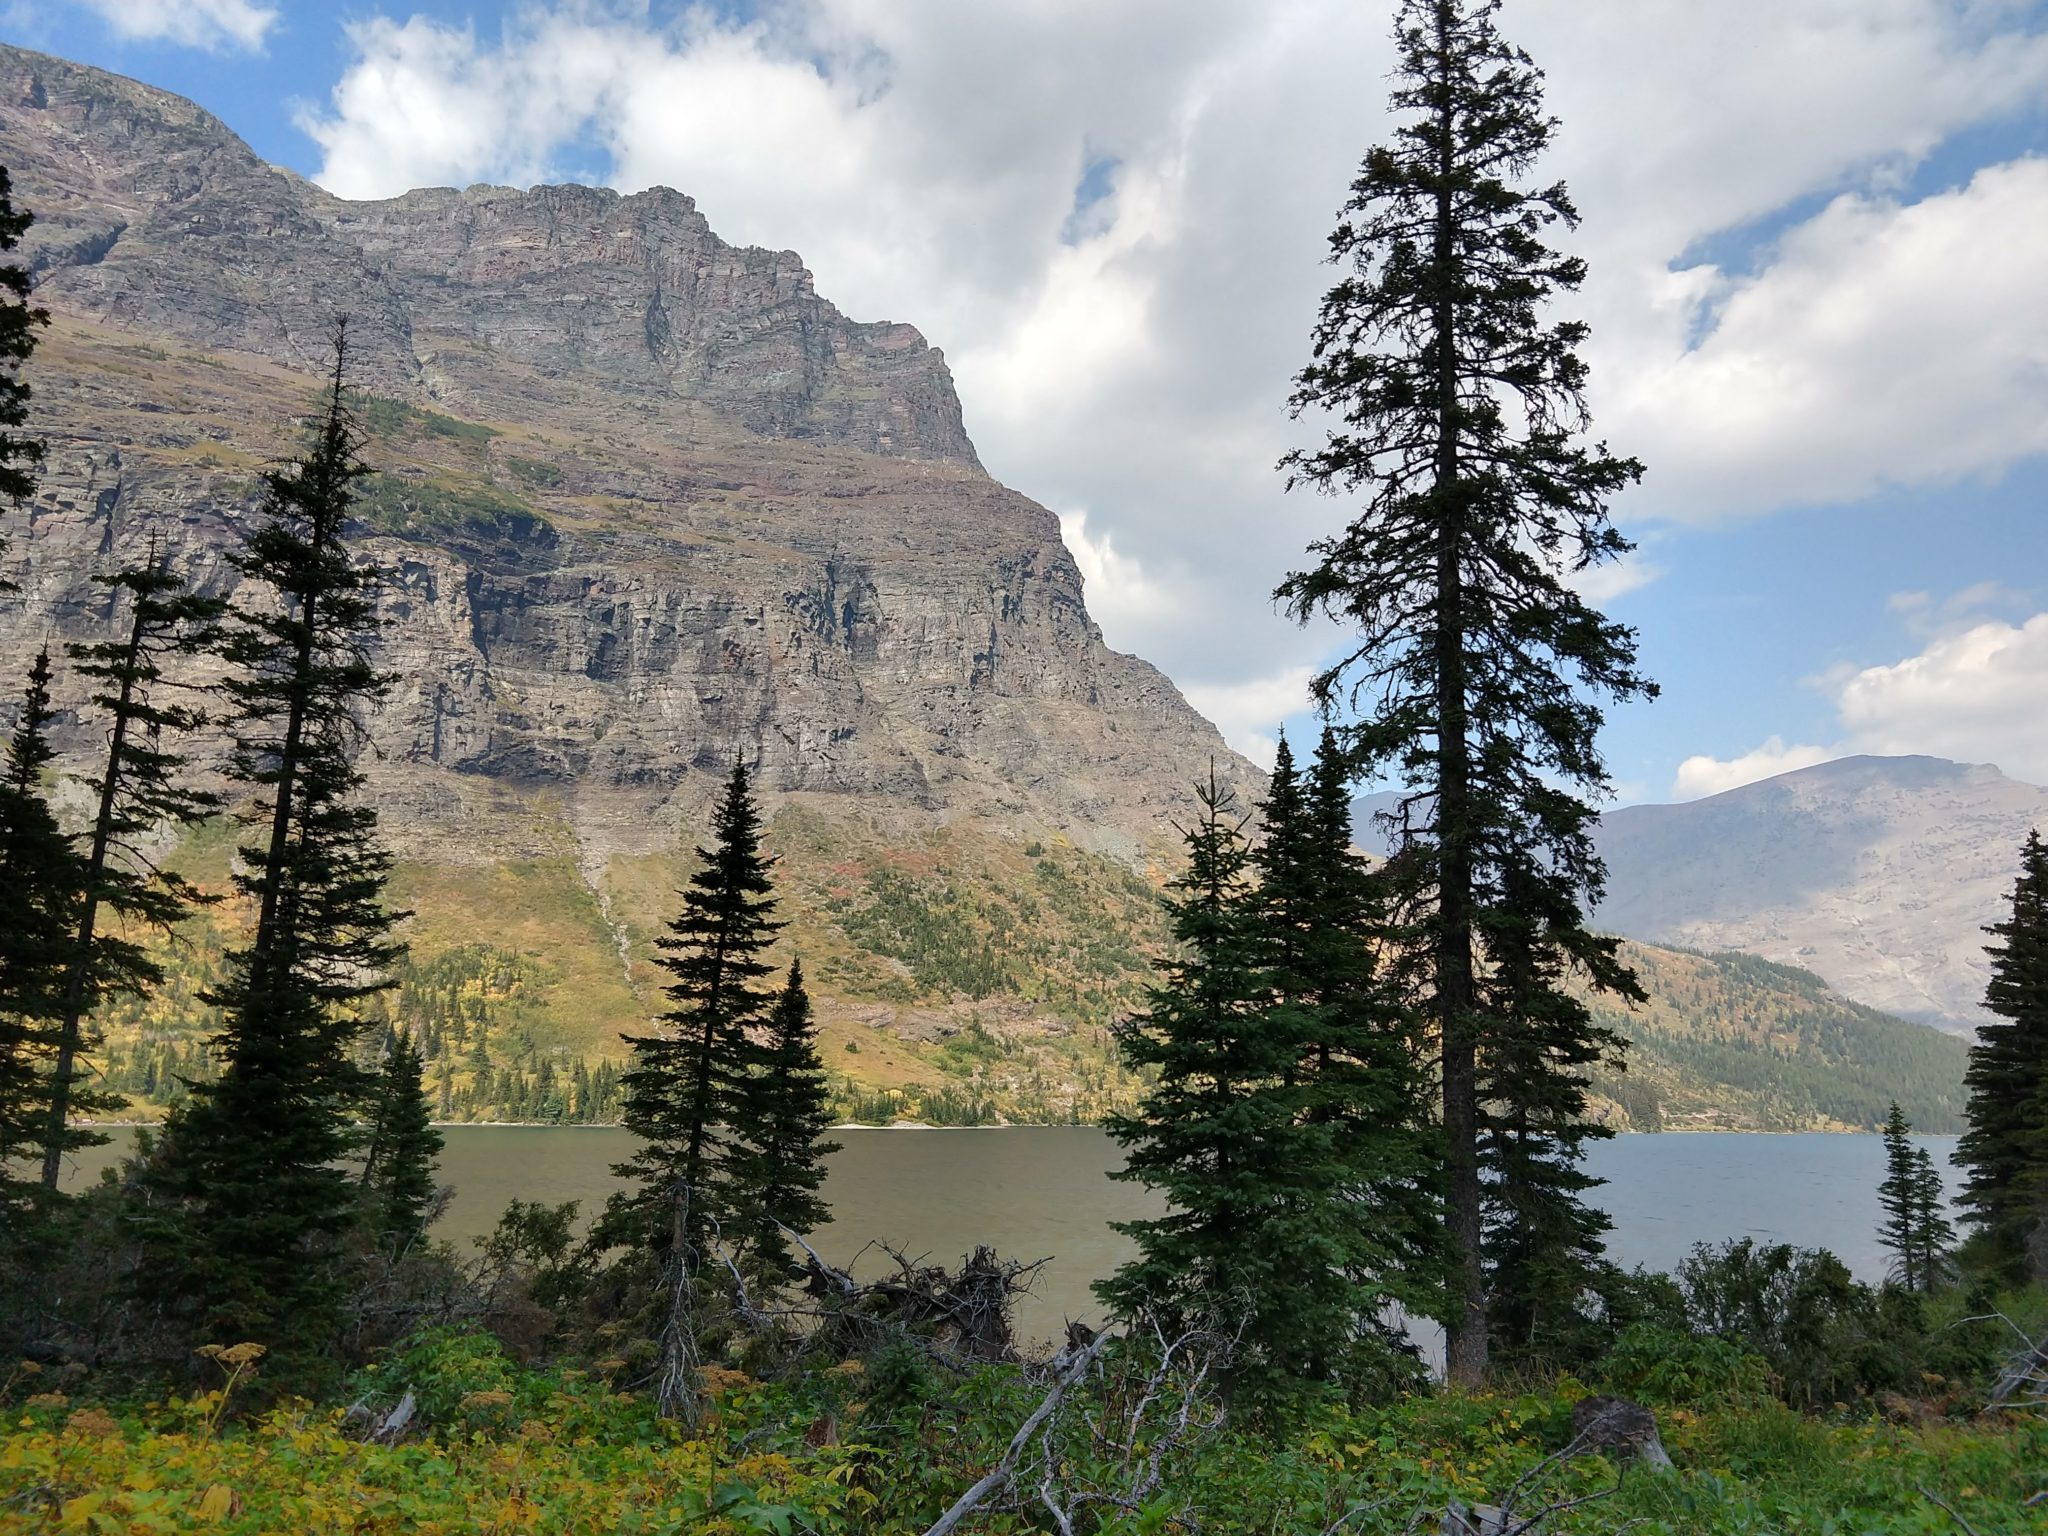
[[62, 1128, 1960, 1345]]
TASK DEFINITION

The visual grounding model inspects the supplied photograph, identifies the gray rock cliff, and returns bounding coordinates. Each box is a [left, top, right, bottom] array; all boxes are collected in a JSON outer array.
[[0, 42, 1257, 867]]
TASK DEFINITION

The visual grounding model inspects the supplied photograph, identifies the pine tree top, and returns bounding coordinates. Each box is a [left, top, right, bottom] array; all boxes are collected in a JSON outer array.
[[1, 165, 50, 509]]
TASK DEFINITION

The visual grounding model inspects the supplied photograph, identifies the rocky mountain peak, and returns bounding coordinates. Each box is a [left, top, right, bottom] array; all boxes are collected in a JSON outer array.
[[0, 41, 1257, 868], [1595, 755, 2048, 1034], [0, 42, 978, 467]]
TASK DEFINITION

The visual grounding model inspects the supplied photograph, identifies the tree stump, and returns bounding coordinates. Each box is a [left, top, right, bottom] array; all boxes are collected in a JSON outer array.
[[1569, 1395, 1673, 1469]]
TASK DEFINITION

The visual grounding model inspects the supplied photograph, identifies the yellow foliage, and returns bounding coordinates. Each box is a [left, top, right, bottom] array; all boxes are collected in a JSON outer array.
[[197, 1482, 237, 1520], [1, 1399, 859, 1535], [695, 1366, 753, 1397]]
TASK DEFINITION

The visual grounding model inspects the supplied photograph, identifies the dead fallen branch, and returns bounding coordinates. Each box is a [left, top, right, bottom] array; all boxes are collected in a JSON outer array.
[[921, 1328, 1113, 1536]]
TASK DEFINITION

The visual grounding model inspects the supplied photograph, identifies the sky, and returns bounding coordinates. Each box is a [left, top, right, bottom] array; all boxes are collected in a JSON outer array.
[[4, 0, 2048, 804]]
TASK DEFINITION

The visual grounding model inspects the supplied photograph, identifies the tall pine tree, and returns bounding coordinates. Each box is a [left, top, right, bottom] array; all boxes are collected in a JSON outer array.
[[1877, 1103, 1923, 1290], [39, 554, 223, 1187], [1253, 733, 1439, 1386], [607, 758, 780, 1417], [1906, 1146, 1955, 1291], [1, 165, 48, 573], [1878, 1103, 1956, 1292], [610, 758, 784, 1256], [0, 651, 82, 1230], [147, 326, 405, 1361], [1957, 829, 2048, 1278], [726, 960, 838, 1280], [1277, 0, 1652, 1384], [1476, 857, 1632, 1366], [1100, 771, 1352, 1418], [358, 1030, 443, 1254]]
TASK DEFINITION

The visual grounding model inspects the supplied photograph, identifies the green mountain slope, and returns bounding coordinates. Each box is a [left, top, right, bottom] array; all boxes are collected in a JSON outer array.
[[1584, 946, 1968, 1132], [87, 810, 1966, 1133]]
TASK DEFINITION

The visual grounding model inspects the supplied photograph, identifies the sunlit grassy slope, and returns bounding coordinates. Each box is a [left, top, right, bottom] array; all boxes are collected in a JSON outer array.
[[88, 810, 1965, 1130]]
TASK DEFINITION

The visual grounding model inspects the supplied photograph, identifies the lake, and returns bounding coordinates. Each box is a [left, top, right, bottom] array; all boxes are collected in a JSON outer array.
[[60, 1127, 1961, 1345]]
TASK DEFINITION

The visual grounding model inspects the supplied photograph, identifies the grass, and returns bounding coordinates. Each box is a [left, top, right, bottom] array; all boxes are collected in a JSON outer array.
[[2, 1355, 2036, 1535], [384, 857, 645, 1061], [351, 472, 552, 545], [359, 395, 502, 449]]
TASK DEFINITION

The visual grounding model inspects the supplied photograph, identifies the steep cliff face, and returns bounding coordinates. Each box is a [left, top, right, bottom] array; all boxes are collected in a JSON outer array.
[[0, 42, 1255, 873]]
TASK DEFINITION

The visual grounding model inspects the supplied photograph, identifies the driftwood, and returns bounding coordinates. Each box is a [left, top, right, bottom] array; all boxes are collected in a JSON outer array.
[[1986, 1333, 2048, 1411], [343, 1388, 417, 1443], [373, 1389, 417, 1443], [798, 1242, 1049, 1366], [1437, 1501, 1508, 1536]]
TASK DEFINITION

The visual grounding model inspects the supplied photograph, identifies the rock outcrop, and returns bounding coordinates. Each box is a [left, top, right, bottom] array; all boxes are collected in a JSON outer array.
[[0, 42, 1257, 868]]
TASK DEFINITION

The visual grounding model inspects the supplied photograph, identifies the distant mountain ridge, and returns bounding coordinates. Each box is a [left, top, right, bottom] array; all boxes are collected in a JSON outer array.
[[1358, 755, 2048, 1035]]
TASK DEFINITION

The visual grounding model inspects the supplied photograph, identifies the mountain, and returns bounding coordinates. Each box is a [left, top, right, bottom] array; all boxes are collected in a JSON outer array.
[[0, 45, 1969, 1129], [0, 41, 1254, 852], [1357, 757, 2047, 1036], [1585, 943, 1966, 1133], [0, 41, 1270, 1120], [1596, 757, 2046, 1035]]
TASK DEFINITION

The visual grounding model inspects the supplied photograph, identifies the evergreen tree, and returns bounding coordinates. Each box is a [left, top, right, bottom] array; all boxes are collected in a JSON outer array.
[[608, 758, 784, 1260], [1099, 772, 1349, 1418], [0, 651, 82, 1229], [358, 1030, 442, 1254], [727, 960, 839, 1279], [1477, 857, 1632, 1366], [1277, 0, 1652, 1383], [39, 553, 223, 1187], [1877, 1102, 1922, 1289], [147, 327, 405, 1361], [1253, 733, 1439, 1385], [1957, 829, 2048, 1278], [1, 166, 49, 574], [1908, 1144, 1956, 1291]]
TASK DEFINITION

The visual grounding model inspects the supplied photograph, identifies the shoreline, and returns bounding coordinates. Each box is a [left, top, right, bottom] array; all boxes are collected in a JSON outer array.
[[74, 1119, 1952, 1136]]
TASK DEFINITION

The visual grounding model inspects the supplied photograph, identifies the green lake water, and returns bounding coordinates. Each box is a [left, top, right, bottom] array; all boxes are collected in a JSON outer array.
[[59, 1127, 1960, 1345]]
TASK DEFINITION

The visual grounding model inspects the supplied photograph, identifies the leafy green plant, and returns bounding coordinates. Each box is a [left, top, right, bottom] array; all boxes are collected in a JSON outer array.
[[1597, 1322, 1769, 1408], [370, 1324, 518, 1428]]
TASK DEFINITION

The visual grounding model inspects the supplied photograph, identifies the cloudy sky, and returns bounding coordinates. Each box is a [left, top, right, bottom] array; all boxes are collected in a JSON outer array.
[[7, 0, 2048, 801]]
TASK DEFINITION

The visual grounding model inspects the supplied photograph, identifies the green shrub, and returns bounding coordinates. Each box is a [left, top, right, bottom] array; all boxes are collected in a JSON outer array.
[[1597, 1322, 1769, 1407], [369, 1324, 517, 1429]]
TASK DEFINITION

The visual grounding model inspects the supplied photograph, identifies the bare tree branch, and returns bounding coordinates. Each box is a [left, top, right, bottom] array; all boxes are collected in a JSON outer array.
[[921, 1329, 1113, 1536]]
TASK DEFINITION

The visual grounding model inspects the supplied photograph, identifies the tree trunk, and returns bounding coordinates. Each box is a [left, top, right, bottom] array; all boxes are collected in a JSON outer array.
[[655, 1177, 700, 1422], [1430, 0, 1487, 1389], [38, 603, 140, 1189]]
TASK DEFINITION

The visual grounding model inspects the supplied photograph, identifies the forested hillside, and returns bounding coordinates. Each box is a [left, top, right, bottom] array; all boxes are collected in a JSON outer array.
[[87, 809, 1965, 1131]]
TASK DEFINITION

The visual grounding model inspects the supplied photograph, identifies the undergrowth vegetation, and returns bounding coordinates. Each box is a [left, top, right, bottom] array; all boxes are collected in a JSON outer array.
[[3, 1324, 2039, 1535]]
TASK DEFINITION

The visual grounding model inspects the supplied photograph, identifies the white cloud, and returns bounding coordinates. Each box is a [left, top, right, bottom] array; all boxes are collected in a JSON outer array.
[[1181, 666, 1316, 770], [1836, 614, 2048, 783], [1678, 596, 2048, 796], [1058, 511, 1173, 636], [1886, 580, 2032, 640], [1672, 738, 1837, 800], [1568, 551, 1665, 605], [295, 0, 2048, 737], [1615, 163, 2048, 520], [75, 0, 275, 51]]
